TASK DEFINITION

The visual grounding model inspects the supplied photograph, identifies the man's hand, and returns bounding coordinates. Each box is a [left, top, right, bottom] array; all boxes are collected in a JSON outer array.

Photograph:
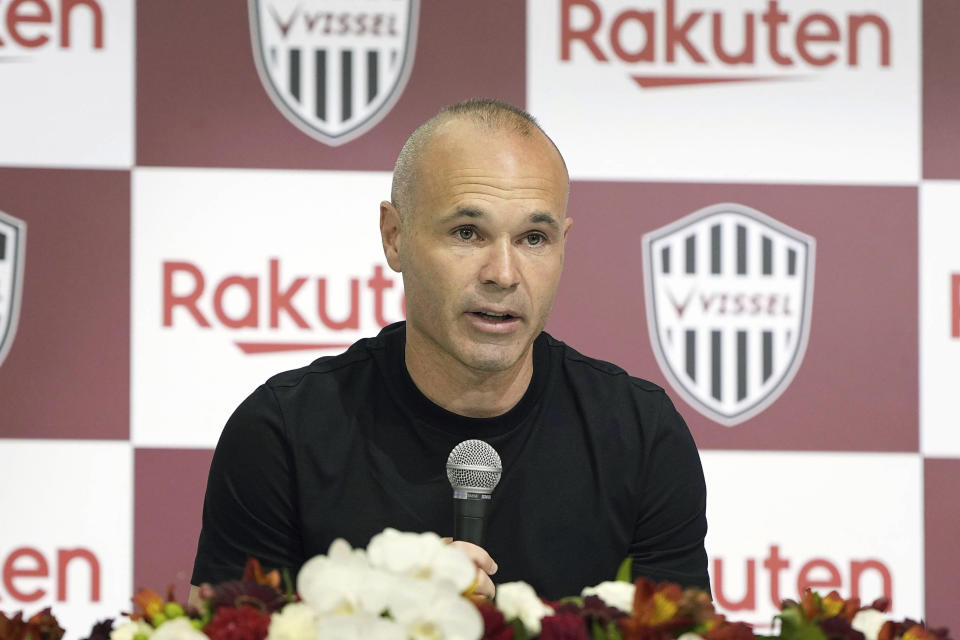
[[449, 540, 498, 598]]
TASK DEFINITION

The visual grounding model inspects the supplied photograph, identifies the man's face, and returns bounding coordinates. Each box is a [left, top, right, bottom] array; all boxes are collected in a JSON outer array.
[[388, 119, 571, 376]]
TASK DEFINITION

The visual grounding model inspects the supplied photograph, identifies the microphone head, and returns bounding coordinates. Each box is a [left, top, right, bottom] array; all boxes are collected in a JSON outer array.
[[446, 439, 502, 495]]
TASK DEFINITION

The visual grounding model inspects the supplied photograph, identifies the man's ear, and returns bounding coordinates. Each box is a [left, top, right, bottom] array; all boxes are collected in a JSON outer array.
[[380, 201, 403, 273]]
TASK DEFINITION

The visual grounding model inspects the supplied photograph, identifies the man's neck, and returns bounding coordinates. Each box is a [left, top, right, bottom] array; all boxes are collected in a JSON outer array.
[[403, 329, 534, 419]]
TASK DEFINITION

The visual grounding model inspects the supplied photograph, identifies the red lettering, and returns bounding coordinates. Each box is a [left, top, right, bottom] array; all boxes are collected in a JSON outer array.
[[713, 557, 756, 610], [60, 0, 103, 48], [163, 261, 211, 328], [303, 11, 322, 33], [712, 12, 754, 64], [850, 559, 893, 606], [797, 558, 842, 594], [2, 547, 48, 602], [766, 294, 779, 314], [269, 258, 309, 329], [6, 0, 52, 48], [796, 13, 840, 66], [763, 544, 790, 607], [317, 278, 360, 331], [665, 0, 704, 63], [213, 275, 259, 329], [560, 0, 607, 61], [761, 0, 793, 65], [848, 14, 891, 67], [610, 10, 654, 63], [952, 274, 960, 338], [367, 265, 394, 328], [56, 548, 100, 602]]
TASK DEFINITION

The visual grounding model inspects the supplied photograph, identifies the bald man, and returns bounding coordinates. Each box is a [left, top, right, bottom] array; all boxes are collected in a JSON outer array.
[[190, 99, 709, 605]]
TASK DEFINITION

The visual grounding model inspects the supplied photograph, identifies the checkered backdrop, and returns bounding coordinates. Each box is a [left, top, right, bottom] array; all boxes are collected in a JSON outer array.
[[1, 1, 958, 637]]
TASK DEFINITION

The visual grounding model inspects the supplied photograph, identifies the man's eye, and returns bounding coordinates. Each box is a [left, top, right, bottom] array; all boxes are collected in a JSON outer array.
[[456, 228, 475, 241], [526, 233, 546, 246]]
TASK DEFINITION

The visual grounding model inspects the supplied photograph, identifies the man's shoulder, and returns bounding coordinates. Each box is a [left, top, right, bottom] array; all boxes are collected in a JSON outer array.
[[541, 331, 665, 396], [262, 324, 399, 393]]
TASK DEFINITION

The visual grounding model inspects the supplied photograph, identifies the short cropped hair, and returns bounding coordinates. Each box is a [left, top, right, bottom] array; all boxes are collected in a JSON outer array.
[[390, 98, 567, 218]]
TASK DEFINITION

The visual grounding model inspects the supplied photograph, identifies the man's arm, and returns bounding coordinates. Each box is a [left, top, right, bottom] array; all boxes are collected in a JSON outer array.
[[191, 384, 304, 586], [630, 389, 710, 593]]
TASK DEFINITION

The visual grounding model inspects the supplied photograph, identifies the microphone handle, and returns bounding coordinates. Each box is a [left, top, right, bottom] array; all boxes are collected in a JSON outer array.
[[453, 495, 489, 545]]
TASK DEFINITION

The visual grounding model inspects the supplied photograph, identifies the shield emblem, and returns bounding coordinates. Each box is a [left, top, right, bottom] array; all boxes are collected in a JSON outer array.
[[0, 210, 26, 369], [642, 203, 815, 426], [249, 0, 419, 146]]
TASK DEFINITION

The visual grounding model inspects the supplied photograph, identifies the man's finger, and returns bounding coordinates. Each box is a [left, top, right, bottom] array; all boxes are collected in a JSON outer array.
[[472, 567, 496, 599], [449, 540, 498, 575]]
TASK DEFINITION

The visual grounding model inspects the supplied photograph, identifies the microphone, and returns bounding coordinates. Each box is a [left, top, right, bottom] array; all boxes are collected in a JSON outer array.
[[445, 439, 502, 546]]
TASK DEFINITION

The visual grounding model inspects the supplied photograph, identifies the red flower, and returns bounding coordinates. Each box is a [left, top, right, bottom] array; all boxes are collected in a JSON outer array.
[[473, 598, 514, 640], [539, 612, 590, 640], [204, 606, 271, 640]]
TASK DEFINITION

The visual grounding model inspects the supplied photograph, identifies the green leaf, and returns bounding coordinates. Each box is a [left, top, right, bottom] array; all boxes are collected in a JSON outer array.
[[775, 611, 828, 640], [607, 621, 624, 640], [558, 596, 585, 606], [615, 557, 633, 583], [591, 619, 607, 640], [508, 618, 530, 640]]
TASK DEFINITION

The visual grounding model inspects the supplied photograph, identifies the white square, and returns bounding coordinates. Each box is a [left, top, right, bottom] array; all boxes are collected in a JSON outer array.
[[131, 167, 404, 448], [701, 451, 923, 626], [0, 440, 132, 640], [527, 0, 920, 184], [920, 180, 960, 456], [0, 0, 134, 168]]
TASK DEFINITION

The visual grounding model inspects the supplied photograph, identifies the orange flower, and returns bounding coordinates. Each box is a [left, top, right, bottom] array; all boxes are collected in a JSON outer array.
[[903, 624, 941, 640], [241, 557, 281, 590], [130, 588, 165, 622], [620, 578, 708, 640]]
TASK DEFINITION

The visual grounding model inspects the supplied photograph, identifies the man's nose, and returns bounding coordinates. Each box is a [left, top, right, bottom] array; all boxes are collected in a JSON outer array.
[[479, 238, 520, 289]]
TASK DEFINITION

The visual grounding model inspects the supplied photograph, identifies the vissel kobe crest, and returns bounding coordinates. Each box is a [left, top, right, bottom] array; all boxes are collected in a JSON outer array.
[[0, 210, 26, 369], [249, 0, 419, 146], [642, 204, 815, 426]]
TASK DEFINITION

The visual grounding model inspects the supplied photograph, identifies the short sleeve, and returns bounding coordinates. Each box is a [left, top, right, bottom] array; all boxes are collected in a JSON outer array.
[[630, 389, 710, 593], [191, 384, 303, 584]]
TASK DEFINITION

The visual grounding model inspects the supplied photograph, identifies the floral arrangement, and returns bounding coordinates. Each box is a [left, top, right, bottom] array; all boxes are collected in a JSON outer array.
[[0, 528, 952, 640]]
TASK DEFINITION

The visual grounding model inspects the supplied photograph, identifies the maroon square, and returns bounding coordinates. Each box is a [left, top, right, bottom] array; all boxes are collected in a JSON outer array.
[[0, 168, 129, 440], [548, 182, 918, 452], [923, 0, 960, 178], [134, 448, 214, 594], [924, 458, 960, 634], [136, 0, 525, 170]]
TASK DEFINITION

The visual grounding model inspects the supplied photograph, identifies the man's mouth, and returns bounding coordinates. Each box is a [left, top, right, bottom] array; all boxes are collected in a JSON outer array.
[[470, 311, 517, 322]]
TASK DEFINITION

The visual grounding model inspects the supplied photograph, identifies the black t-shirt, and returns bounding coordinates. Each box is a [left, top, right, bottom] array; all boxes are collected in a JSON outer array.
[[192, 322, 709, 599]]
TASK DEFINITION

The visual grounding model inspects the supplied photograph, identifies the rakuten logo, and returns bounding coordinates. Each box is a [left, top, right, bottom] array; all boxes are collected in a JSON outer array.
[[0, 0, 104, 55], [0, 546, 100, 604], [561, 0, 891, 88], [161, 258, 405, 354], [712, 545, 893, 618]]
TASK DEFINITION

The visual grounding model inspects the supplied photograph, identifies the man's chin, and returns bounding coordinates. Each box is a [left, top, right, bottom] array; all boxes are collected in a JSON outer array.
[[459, 345, 529, 374]]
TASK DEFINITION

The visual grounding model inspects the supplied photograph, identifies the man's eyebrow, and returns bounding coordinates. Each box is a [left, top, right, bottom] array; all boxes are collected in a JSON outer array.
[[439, 207, 486, 224], [438, 208, 561, 230], [528, 212, 560, 230]]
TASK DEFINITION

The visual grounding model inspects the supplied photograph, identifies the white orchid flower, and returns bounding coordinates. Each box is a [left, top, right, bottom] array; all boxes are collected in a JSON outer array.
[[110, 620, 154, 640], [313, 612, 407, 640], [368, 528, 476, 593], [267, 602, 319, 640], [852, 609, 889, 640], [495, 581, 554, 636], [297, 538, 376, 615], [582, 580, 636, 613], [149, 618, 209, 640], [386, 577, 484, 640]]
